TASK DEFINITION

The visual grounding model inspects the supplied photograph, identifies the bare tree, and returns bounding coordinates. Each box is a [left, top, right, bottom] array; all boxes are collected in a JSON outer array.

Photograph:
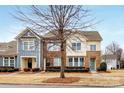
[[106, 41, 123, 68], [12, 5, 96, 78], [106, 41, 120, 55]]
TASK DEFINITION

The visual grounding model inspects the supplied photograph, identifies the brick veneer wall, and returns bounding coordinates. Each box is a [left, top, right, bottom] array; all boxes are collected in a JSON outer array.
[[85, 51, 101, 69], [43, 38, 66, 66]]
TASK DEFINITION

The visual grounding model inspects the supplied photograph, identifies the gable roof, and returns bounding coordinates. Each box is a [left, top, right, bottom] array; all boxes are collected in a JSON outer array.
[[15, 27, 42, 39], [44, 30, 102, 41], [81, 31, 102, 41], [0, 41, 17, 56]]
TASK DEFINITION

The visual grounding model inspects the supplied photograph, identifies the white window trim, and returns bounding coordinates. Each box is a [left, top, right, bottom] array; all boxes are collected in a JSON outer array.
[[72, 42, 81, 51], [10, 57, 15, 67], [68, 57, 84, 67], [2, 57, 15, 67], [53, 57, 61, 66], [23, 40, 35, 51], [90, 45, 96, 51], [4, 57, 9, 66]]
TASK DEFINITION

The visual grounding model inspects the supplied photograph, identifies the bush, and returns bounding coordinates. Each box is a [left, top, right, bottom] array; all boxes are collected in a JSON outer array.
[[23, 68, 30, 72], [32, 68, 40, 72], [0, 67, 19, 72], [100, 62, 107, 71], [14, 68, 19, 71], [0, 68, 7, 72], [7, 68, 15, 72]]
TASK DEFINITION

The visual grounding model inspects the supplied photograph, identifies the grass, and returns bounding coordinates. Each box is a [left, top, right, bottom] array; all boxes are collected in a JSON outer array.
[[0, 70, 123, 86], [77, 78, 124, 86]]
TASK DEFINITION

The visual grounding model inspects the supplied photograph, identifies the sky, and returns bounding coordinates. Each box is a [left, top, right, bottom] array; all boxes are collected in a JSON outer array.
[[0, 5, 124, 52]]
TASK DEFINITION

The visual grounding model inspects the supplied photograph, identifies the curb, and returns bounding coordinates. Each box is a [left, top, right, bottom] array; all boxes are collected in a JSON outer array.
[[0, 83, 123, 88]]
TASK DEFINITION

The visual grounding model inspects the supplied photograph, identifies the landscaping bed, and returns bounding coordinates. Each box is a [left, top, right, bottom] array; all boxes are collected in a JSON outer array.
[[18, 72, 39, 74], [0, 67, 19, 72], [42, 77, 80, 83]]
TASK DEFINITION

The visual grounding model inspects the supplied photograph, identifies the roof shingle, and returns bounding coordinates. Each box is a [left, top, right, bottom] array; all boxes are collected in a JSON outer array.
[[0, 41, 17, 56]]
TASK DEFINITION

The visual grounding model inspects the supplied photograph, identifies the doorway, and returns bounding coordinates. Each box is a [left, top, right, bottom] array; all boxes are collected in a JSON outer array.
[[28, 58, 32, 68], [90, 58, 96, 71]]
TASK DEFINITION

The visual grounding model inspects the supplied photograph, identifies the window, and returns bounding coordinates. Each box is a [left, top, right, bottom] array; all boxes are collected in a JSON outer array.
[[90, 45, 96, 51], [74, 57, 78, 66], [77, 43, 81, 50], [53, 57, 61, 66], [79, 57, 84, 66], [72, 43, 81, 51], [68, 57, 84, 67], [23, 42, 28, 50], [68, 57, 73, 66], [23, 41, 35, 51], [4, 57, 9, 66], [47, 43, 60, 51], [10, 57, 14, 67], [0, 57, 3, 66], [0, 57, 15, 67]]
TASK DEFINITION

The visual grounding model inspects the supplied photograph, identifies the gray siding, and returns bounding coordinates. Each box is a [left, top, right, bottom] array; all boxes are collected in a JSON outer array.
[[0, 57, 3, 66], [17, 37, 42, 69]]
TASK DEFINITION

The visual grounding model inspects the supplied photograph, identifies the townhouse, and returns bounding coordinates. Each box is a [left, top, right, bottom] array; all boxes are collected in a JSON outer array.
[[0, 28, 102, 72], [0, 41, 17, 67]]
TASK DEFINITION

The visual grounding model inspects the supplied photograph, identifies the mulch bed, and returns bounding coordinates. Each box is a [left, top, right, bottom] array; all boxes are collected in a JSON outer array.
[[18, 72, 38, 74], [0, 72, 15, 74], [42, 77, 80, 83], [98, 71, 111, 73]]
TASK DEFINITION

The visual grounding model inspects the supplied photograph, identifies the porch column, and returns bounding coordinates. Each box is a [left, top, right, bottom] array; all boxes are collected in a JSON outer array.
[[44, 58, 46, 71], [20, 58, 23, 70]]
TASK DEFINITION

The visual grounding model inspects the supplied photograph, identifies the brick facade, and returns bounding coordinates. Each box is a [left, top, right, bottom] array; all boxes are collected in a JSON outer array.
[[43, 38, 66, 67], [85, 51, 101, 69], [43, 38, 101, 70]]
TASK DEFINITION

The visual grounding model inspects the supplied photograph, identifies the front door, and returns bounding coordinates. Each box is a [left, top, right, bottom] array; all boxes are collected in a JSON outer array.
[[28, 58, 32, 69], [90, 58, 96, 71]]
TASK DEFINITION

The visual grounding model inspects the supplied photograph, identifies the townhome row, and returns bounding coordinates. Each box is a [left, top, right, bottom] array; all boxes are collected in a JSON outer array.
[[0, 28, 102, 72]]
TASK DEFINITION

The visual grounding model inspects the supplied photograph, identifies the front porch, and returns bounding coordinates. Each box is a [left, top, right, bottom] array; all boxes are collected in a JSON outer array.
[[21, 57, 37, 70]]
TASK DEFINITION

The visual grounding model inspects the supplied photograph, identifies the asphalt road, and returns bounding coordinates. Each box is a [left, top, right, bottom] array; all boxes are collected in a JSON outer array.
[[0, 84, 123, 88], [0, 84, 88, 88]]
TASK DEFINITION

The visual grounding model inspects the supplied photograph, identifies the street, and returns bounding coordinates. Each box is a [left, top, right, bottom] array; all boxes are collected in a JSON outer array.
[[0, 84, 123, 88], [0, 84, 91, 88]]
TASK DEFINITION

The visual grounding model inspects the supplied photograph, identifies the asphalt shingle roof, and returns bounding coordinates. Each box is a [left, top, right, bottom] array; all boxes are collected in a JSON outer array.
[[44, 30, 102, 41], [0, 41, 17, 56]]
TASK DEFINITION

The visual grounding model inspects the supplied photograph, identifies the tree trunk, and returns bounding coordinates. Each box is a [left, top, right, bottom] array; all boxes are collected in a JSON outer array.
[[60, 42, 65, 78]]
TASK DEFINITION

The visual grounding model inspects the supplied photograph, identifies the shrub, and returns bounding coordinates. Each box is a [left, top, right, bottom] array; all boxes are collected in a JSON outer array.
[[0, 68, 8, 72], [7, 68, 15, 72], [32, 68, 40, 72], [14, 68, 19, 71], [0, 67, 19, 72], [23, 68, 30, 72], [100, 62, 107, 71]]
